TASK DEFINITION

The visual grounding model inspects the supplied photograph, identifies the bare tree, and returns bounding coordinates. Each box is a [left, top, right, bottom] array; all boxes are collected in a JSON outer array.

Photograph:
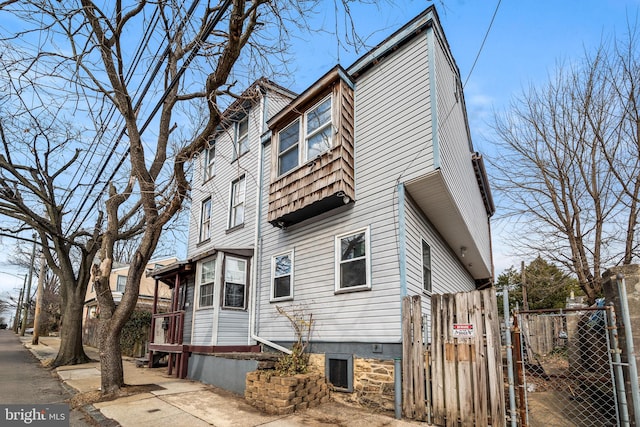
[[0, 0, 377, 396], [491, 28, 640, 304]]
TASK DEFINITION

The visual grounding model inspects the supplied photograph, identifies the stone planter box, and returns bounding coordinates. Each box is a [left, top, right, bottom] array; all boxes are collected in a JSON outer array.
[[245, 371, 329, 415]]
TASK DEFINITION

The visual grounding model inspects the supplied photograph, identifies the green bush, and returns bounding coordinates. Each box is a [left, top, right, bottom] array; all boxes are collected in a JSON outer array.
[[120, 310, 152, 357]]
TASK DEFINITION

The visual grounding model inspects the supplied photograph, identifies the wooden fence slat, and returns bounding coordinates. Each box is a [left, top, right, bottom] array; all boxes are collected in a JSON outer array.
[[456, 292, 474, 426], [483, 288, 506, 426], [412, 295, 427, 420], [402, 296, 414, 418], [444, 294, 458, 426], [432, 294, 446, 426], [471, 289, 488, 426]]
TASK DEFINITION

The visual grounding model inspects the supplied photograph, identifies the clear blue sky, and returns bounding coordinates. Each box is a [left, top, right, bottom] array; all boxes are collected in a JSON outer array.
[[1, 0, 639, 308]]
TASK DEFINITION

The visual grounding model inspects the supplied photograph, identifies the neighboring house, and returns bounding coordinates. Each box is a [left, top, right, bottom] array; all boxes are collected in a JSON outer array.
[[148, 5, 494, 405], [83, 257, 175, 352]]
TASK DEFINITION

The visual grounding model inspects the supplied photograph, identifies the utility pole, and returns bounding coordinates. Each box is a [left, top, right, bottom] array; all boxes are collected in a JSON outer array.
[[20, 234, 37, 337], [12, 284, 24, 333], [32, 251, 46, 345], [521, 261, 529, 311]]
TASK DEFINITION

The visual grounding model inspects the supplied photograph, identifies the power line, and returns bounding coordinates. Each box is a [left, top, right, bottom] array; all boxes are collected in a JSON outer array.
[[69, 0, 233, 232], [462, 0, 501, 89]]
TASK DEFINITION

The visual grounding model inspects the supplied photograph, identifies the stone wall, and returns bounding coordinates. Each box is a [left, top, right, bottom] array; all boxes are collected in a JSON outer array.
[[245, 371, 329, 415], [353, 358, 396, 411]]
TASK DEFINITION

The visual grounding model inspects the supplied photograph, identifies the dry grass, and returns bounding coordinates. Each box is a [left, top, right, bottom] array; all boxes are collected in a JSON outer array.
[[69, 384, 164, 408]]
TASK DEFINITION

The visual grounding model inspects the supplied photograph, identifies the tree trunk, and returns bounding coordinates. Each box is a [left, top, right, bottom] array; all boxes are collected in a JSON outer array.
[[52, 290, 91, 366], [99, 320, 125, 395]]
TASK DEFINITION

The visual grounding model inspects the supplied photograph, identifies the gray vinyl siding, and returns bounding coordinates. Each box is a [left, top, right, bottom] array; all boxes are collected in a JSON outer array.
[[404, 194, 475, 333], [192, 308, 214, 345], [182, 279, 194, 345], [432, 29, 492, 269], [217, 309, 250, 345], [255, 28, 452, 345]]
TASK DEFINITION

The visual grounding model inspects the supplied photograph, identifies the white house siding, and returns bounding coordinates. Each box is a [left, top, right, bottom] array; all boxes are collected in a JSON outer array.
[[182, 278, 195, 345], [404, 194, 475, 340], [192, 308, 214, 345], [217, 310, 250, 345], [256, 33, 444, 346], [431, 29, 492, 271]]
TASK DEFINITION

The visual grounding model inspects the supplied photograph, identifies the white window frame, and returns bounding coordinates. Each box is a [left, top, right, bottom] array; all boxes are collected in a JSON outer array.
[[334, 226, 371, 293], [200, 197, 212, 242], [276, 95, 333, 176], [223, 256, 247, 310], [198, 258, 216, 309], [235, 116, 249, 158], [271, 250, 294, 301], [116, 275, 127, 293], [228, 176, 246, 229], [203, 143, 215, 182], [422, 239, 432, 294]]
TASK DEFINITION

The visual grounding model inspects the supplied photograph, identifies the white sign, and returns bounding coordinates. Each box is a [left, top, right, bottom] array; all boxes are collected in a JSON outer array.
[[452, 323, 474, 338]]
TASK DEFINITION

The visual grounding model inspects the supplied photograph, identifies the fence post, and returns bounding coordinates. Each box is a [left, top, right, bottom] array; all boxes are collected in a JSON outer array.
[[503, 286, 517, 427], [616, 274, 640, 426], [512, 314, 528, 427]]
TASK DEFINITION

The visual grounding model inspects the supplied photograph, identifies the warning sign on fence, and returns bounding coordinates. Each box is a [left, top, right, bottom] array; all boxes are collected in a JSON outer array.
[[452, 323, 474, 338]]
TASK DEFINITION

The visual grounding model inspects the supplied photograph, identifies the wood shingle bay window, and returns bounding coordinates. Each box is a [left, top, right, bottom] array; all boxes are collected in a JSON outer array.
[[267, 66, 356, 227]]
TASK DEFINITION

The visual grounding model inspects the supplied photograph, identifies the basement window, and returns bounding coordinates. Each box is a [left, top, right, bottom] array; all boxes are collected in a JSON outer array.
[[325, 353, 353, 392]]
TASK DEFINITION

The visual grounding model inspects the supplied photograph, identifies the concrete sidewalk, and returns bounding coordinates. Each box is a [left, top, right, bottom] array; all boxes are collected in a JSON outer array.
[[20, 336, 427, 426]]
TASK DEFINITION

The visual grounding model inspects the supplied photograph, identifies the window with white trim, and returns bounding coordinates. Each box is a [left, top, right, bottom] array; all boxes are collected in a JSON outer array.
[[229, 176, 245, 228], [335, 226, 371, 291], [271, 251, 293, 300], [200, 198, 212, 242], [116, 275, 127, 293], [223, 257, 246, 309], [203, 143, 215, 182], [277, 96, 332, 176], [422, 240, 432, 293], [199, 258, 215, 308], [235, 116, 249, 158]]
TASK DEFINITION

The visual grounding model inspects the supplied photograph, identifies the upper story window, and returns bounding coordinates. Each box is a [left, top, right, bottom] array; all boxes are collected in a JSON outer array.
[[203, 143, 215, 182], [229, 176, 246, 229], [200, 198, 212, 242], [422, 240, 432, 293], [335, 226, 371, 292], [235, 116, 249, 158], [277, 96, 332, 176], [271, 250, 293, 301], [116, 275, 127, 293], [199, 258, 215, 308]]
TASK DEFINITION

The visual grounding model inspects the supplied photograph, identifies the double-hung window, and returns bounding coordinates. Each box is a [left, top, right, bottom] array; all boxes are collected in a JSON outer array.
[[200, 198, 212, 242], [116, 275, 127, 293], [199, 259, 215, 308], [236, 116, 249, 158], [277, 96, 332, 176], [203, 143, 215, 182], [422, 240, 432, 293], [271, 251, 293, 300], [223, 257, 247, 309], [229, 176, 245, 228], [335, 226, 371, 291]]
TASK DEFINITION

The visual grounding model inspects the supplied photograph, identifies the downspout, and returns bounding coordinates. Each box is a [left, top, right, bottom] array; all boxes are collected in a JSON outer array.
[[249, 86, 292, 355], [397, 182, 407, 420]]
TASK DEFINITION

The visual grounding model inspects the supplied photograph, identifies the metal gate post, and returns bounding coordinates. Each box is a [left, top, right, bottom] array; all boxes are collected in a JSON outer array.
[[606, 305, 630, 426], [616, 274, 640, 426], [512, 314, 528, 427], [503, 285, 517, 427]]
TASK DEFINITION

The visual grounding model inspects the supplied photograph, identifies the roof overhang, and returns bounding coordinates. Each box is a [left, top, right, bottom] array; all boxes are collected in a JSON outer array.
[[405, 171, 491, 281]]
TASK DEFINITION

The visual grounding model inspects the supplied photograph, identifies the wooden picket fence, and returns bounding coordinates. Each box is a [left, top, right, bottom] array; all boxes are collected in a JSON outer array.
[[402, 289, 506, 426]]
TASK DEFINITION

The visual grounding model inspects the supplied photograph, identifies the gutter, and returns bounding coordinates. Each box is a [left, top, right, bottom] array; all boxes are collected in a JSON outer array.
[[249, 85, 293, 356]]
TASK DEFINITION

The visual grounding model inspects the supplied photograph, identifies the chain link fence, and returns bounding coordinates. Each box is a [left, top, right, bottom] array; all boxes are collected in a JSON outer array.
[[513, 307, 624, 427]]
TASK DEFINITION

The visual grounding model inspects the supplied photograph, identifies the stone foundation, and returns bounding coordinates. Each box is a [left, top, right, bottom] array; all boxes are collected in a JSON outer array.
[[353, 358, 396, 411], [245, 371, 329, 415]]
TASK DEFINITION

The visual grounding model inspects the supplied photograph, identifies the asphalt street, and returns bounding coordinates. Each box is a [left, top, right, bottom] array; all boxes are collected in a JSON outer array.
[[0, 329, 95, 426]]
